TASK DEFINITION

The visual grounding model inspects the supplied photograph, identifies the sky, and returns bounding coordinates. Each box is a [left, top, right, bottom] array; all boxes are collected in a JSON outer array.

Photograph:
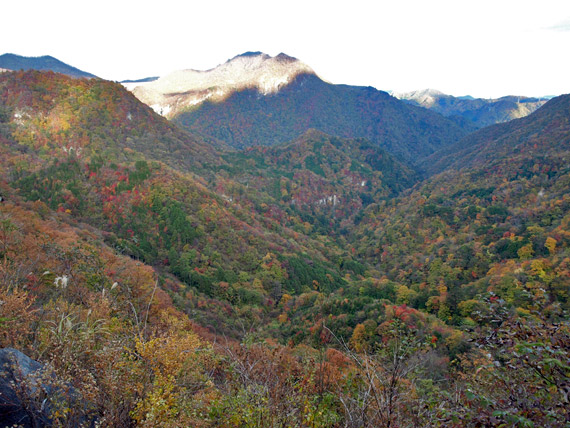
[[2, 0, 570, 99]]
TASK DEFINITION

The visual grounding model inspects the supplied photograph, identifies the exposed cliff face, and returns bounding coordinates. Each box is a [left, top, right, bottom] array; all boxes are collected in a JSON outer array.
[[125, 52, 317, 118]]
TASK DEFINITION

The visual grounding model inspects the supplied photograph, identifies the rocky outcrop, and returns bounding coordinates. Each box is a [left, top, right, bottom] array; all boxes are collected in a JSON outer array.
[[0, 348, 94, 428], [0, 348, 51, 428]]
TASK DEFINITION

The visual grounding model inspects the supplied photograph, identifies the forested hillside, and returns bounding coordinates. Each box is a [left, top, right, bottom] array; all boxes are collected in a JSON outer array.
[[0, 71, 352, 334], [422, 94, 570, 175], [173, 73, 469, 164], [0, 70, 568, 427], [215, 129, 419, 235]]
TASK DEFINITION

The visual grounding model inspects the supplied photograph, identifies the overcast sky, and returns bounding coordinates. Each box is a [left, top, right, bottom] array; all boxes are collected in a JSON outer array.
[[2, 0, 570, 98]]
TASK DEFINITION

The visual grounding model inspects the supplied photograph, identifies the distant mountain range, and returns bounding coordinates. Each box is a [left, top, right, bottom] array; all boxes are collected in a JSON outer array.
[[0, 53, 96, 78], [121, 76, 159, 84], [127, 52, 469, 164], [392, 88, 548, 129], [1, 52, 553, 152]]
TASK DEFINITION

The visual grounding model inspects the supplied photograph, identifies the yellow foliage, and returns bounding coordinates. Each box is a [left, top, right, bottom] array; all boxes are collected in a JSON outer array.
[[132, 330, 210, 427], [444, 330, 464, 350], [457, 299, 480, 317], [280, 293, 292, 306], [133, 375, 179, 427], [350, 323, 367, 353], [135, 331, 202, 376], [396, 285, 418, 305], [530, 259, 546, 278], [517, 243, 534, 260], [545, 236, 557, 254], [516, 307, 531, 317], [252, 278, 264, 290]]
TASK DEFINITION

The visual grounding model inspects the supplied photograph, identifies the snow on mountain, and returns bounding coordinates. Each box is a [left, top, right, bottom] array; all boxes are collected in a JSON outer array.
[[125, 52, 317, 118]]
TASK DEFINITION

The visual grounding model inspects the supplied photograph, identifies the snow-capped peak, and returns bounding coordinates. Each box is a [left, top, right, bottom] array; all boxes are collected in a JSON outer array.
[[126, 52, 317, 118]]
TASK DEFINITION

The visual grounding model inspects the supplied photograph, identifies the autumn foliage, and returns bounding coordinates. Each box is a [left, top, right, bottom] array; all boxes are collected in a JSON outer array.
[[0, 70, 568, 427]]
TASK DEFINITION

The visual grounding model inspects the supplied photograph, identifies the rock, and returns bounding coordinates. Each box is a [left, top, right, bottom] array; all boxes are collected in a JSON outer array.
[[0, 348, 97, 428], [0, 348, 51, 428]]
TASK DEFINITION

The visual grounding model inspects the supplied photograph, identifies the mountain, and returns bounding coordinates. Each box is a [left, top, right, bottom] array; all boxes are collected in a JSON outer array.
[[127, 52, 314, 117], [126, 52, 470, 164], [392, 88, 548, 129], [0, 53, 97, 78], [0, 68, 348, 312], [422, 93, 570, 175]]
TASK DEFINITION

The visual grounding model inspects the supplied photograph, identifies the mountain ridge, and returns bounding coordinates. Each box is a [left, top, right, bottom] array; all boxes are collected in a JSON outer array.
[[126, 52, 316, 117], [392, 88, 548, 129], [0, 53, 96, 78], [216, 129, 419, 232], [422, 93, 570, 175], [172, 71, 470, 164]]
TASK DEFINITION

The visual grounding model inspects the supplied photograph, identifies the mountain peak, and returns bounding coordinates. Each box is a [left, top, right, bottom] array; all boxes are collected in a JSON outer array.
[[231, 51, 267, 59], [126, 52, 316, 118], [228, 52, 298, 63], [275, 52, 298, 62]]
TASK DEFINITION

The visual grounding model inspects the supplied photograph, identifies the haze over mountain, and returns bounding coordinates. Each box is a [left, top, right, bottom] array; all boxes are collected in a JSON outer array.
[[392, 88, 548, 129], [0, 53, 96, 78]]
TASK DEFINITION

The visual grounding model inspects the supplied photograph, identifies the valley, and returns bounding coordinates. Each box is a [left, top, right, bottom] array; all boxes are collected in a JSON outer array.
[[0, 54, 568, 427]]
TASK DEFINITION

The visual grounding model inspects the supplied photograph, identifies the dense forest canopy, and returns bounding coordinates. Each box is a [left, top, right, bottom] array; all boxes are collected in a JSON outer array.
[[0, 70, 568, 427]]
